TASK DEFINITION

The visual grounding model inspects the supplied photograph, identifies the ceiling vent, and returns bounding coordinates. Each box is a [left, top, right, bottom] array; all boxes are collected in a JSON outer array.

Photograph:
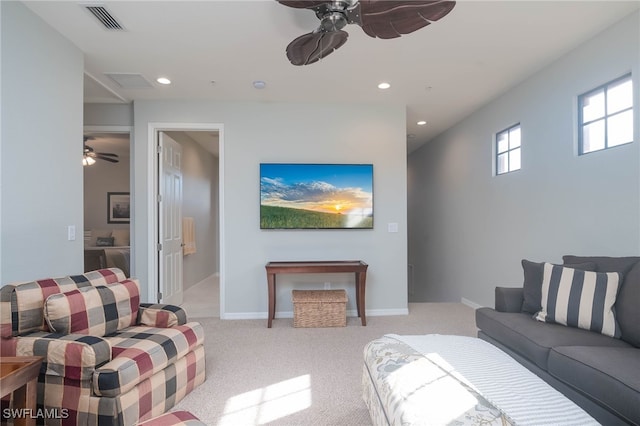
[[104, 73, 154, 89], [84, 5, 124, 30]]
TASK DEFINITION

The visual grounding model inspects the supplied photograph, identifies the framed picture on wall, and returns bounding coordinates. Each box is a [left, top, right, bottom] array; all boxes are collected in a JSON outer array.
[[107, 192, 130, 224]]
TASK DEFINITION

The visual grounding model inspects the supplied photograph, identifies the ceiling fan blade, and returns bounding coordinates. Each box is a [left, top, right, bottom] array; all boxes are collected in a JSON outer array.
[[96, 155, 119, 163], [286, 30, 349, 66], [276, 1, 328, 9], [96, 152, 119, 157], [355, 0, 456, 39]]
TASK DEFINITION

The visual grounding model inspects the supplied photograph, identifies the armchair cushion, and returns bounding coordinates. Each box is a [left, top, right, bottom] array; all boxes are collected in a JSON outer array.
[[138, 303, 187, 328], [93, 322, 204, 397], [2, 268, 127, 337], [44, 279, 140, 336], [16, 332, 111, 380]]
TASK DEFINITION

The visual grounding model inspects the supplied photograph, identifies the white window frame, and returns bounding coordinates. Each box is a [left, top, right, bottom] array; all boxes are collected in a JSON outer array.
[[578, 73, 634, 155], [495, 123, 521, 176]]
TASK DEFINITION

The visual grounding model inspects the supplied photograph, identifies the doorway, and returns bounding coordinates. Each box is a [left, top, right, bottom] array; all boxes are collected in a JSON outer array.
[[150, 124, 224, 319], [83, 127, 132, 276]]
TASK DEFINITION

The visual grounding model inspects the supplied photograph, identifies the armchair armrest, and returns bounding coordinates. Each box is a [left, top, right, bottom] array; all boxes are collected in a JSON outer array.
[[15, 332, 111, 380], [138, 303, 187, 328], [495, 287, 524, 313]]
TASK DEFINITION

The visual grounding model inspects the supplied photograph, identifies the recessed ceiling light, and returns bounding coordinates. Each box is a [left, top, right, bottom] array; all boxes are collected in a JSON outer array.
[[156, 77, 171, 85], [253, 80, 266, 89], [377, 82, 391, 90], [417, 121, 427, 126]]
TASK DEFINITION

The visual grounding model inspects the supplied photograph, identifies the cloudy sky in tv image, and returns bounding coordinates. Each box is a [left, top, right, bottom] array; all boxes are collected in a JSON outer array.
[[260, 164, 373, 214]]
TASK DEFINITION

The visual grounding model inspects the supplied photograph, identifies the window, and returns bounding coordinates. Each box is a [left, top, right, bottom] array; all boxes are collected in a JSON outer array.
[[496, 124, 521, 175], [579, 74, 633, 155]]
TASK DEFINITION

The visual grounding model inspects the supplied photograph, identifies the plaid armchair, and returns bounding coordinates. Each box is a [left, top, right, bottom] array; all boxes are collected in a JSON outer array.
[[0, 269, 205, 426]]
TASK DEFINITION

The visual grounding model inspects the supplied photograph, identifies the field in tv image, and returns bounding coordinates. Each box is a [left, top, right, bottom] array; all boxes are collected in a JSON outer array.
[[260, 163, 373, 229]]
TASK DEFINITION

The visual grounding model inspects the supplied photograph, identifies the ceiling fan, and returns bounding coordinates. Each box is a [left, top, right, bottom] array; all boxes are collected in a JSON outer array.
[[277, 0, 456, 66], [83, 136, 119, 166]]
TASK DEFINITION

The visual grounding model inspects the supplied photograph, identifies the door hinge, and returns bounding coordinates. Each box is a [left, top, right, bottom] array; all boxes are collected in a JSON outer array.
[[157, 194, 162, 202], [157, 243, 162, 251], [158, 292, 163, 302], [157, 145, 162, 154]]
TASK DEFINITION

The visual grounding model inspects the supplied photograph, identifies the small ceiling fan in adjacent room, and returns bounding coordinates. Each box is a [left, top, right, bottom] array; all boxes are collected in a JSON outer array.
[[277, 0, 456, 66], [83, 136, 119, 166]]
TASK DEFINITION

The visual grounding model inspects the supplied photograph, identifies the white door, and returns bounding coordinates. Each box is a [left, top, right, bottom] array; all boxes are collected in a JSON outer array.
[[158, 132, 183, 305]]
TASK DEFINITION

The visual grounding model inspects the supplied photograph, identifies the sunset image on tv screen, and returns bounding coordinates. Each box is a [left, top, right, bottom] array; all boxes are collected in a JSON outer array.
[[260, 163, 373, 229]]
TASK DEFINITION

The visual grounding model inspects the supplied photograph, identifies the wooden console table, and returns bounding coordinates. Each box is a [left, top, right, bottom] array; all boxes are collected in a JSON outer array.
[[0, 356, 43, 426], [265, 260, 368, 328]]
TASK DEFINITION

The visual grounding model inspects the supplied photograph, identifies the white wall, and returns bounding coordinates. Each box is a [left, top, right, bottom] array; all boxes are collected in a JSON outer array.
[[1, 2, 84, 284], [133, 101, 408, 316], [408, 11, 640, 307]]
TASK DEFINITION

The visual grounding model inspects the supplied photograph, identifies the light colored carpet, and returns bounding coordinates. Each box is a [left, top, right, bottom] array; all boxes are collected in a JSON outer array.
[[173, 303, 478, 426], [180, 275, 220, 318]]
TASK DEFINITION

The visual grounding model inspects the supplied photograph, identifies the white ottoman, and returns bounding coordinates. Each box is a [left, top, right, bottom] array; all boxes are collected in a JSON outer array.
[[363, 334, 598, 426]]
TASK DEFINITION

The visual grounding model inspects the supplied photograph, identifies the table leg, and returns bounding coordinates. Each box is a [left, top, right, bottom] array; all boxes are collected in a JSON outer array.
[[356, 271, 367, 326], [12, 378, 37, 426], [354, 273, 361, 318], [267, 273, 276, 328]]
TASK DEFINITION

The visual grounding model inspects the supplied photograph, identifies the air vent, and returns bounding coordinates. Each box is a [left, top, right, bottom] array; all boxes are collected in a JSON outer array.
[[85, 5, 124, 30]]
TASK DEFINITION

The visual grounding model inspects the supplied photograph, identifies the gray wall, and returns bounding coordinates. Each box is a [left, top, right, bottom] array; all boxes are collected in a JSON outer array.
[[84, 104, 133, 127], [133, 101, 408, 316], [165, 132, 219, 290], [408, 11, 640, 307], [1, 1, 84, 284], [83, 153, 130, 231]]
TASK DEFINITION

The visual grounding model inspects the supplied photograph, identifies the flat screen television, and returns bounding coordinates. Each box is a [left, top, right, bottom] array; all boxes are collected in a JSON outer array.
[[260, 163, 373, 229]]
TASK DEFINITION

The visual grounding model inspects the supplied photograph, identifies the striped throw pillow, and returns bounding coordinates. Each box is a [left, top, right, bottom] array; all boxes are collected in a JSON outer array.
[[534, 263, 621, 338], [44, 279, 140, 336]]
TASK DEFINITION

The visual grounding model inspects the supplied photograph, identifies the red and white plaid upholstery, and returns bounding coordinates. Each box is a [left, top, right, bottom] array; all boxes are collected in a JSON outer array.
[[44, 279, 140, 335], [0, 268, 206, 426], [138, 303, 187, 328]]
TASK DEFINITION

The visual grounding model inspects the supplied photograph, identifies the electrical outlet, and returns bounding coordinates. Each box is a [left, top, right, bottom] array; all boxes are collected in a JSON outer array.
[[324, 282, 331, 289], [68, 225, 76, 241]]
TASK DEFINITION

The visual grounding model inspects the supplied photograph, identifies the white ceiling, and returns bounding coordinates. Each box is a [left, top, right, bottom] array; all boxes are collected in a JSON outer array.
[[26, 1, 640, 152]]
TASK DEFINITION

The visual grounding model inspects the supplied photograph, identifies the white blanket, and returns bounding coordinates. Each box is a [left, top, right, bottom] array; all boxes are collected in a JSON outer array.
[[390, 335, 598, 426]]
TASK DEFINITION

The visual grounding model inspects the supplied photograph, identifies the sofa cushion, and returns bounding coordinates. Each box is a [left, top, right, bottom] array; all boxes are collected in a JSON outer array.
[[548, 346, 640, 424], [521, 259, 595, 314], [616, 261, 640, 347], [2, 269, 127, 337], [44, 280, 140, 336], [111, 229, 130, 247], [93, 322, 205, 397], [563, 256, 640, 275], [534, 263, 621, 338], [475, 308, 630, 371], [563, 256, 640, 347]]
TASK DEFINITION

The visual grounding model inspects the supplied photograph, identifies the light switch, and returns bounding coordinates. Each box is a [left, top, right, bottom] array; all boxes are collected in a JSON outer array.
[[388, 222, 398, 233], [68, 225, 76, 241]]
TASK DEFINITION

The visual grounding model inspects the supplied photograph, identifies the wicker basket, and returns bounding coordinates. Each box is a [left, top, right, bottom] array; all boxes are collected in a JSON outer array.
[[292, 289, 347, 328]]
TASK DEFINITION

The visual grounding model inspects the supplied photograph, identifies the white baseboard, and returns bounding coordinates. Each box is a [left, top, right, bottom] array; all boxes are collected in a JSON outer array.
[[461, 297, 483, 309], [221, 307, 409, 320]]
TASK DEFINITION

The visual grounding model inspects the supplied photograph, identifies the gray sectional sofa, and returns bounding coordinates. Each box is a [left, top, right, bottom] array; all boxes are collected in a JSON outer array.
[[476, 256, 640, 425]]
